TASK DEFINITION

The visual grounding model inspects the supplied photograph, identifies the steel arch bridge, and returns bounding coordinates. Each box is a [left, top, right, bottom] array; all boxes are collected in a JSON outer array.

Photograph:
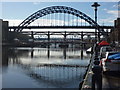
[[16, 6, 103, 32]]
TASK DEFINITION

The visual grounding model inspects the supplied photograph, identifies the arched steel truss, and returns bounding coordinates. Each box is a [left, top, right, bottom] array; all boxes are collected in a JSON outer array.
[[16, 6, 101, 32]]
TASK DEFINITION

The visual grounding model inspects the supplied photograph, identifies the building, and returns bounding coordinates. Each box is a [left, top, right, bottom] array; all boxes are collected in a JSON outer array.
[[0, 19, 2, 45], [109, 18, 120, 45], [0, 19, 9, 43]]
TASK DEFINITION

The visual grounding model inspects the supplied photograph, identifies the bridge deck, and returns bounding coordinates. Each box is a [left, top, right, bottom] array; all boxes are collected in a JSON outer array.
[[9, 26, 114, 29]]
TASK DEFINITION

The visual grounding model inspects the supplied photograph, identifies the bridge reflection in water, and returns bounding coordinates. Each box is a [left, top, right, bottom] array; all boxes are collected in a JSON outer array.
[[2, 47, 91, 88]]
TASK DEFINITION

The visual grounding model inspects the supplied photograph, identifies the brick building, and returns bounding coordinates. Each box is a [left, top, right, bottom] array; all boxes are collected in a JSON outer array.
[[109, 18, 120, 45]]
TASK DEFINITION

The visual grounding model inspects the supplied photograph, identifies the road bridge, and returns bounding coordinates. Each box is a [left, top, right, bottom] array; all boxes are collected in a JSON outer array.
[[8, 6, 114, 34], [6, 5, 114, 45]]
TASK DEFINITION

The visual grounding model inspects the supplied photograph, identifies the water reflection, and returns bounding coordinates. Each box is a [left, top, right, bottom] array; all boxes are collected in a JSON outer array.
[[31, 49, 34, 58], [63, 48, 67, 59], [2, 47, 9, 74], [20, 48, 87, 60], [2, 47, 9, 67], [48, 48, 50, 59], [2, 47, 91, 88], [19, 64, 86, 88]]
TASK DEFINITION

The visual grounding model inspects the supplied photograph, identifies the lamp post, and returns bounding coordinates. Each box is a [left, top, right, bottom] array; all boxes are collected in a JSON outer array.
[[91, 2, 100, 44], [92, 2, 100, 58], [91, 3, 102, 90]]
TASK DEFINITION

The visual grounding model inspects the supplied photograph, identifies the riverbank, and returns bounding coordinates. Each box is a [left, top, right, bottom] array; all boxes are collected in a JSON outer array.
[[80, 50, 93, 89], [81, 45, 120, 89]]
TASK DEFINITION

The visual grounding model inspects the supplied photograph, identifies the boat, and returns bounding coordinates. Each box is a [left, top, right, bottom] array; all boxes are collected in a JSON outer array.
[[86, 47, 92, 54]]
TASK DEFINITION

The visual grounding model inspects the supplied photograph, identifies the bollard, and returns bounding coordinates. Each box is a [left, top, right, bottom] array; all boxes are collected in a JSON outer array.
[[94, 57, 99, 61], [92, 60, 102, 90]]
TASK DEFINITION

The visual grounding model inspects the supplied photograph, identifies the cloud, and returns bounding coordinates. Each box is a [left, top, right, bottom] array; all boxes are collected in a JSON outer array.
[[107, 10, 120, 18], [102, 8, 120, 23], [1, 0, 120, 2], [112, 3, 120, 8], [33, 2, 40, 5], [4, 19, 22, 26], [103, 8, 107, 11], [112, 4, 117, 8], [5, 19, 66, 26], [99, 18, 114, 23], [118, 4, 120, 9], [99, 17, 115, 26], [99, 9, 120, 25], [29, 19, 67, 26], [6, 17, 88, 27]]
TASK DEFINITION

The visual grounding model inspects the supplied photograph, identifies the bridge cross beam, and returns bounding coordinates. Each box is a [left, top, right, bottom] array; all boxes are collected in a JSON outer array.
[[47, 31, 50, 41]]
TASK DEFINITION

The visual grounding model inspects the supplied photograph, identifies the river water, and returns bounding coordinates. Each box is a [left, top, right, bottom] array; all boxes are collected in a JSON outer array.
[[2, 47, 91, 88]]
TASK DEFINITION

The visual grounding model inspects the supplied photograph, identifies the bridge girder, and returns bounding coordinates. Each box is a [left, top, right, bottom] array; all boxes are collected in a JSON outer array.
[[16, 6, 103, 32]]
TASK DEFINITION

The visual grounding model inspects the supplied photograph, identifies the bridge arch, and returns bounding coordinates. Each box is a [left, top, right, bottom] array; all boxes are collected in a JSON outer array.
[[16, 6, 100, 32]]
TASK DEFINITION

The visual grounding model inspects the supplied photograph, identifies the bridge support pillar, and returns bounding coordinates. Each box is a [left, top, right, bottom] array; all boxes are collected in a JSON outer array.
[[31, 49, 34, 58], [31, 31, 34, 47], [47, 49, 50, 58], [81, 48, 83, 59], [81, 31, 84, 59], [81, 31, 84, 48], [47, 31, 50, 48], [31, 31, 34, 39], [47, 31, 50, 58], [55, 41, 57, 48], [63, 31, 67, 47], [98, 32, 100, 42], [64, 31, 66, 42], [63, 48, 66, 59], [81, 31, 83, 42]]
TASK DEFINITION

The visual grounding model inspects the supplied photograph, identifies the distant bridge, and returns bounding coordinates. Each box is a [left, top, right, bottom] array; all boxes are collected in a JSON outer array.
[[14, 31, 110, 46]]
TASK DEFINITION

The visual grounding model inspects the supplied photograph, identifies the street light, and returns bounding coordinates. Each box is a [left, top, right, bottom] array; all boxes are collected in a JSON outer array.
[[91, 2, 100, 56], [92, 2, 100, 44], [92, 2, 100, 24], [91, 4, 102, 90]]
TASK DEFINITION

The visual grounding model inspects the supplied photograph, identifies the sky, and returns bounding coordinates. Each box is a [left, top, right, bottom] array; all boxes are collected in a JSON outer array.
[[0, 1, 120, 32]]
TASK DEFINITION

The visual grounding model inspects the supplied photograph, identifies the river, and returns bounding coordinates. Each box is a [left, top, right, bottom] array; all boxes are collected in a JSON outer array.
[[2, 47, 91, 88]]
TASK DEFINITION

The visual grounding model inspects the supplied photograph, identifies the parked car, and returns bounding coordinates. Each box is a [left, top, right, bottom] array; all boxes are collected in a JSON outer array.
[[100, 46, 112, 58], [100, 52, 120, 72]]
